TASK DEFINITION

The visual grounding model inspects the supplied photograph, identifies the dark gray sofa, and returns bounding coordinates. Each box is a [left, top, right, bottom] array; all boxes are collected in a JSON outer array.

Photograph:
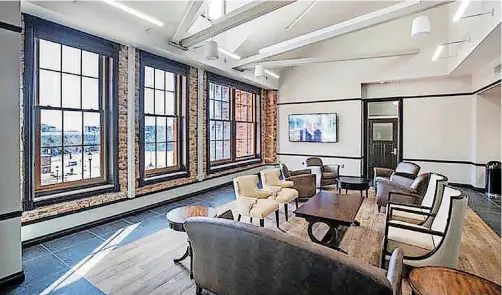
[[185, 217, 403, 295]]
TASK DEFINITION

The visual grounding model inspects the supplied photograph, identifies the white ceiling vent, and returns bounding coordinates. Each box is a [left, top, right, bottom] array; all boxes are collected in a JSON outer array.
[[494, 64, 501, 78]]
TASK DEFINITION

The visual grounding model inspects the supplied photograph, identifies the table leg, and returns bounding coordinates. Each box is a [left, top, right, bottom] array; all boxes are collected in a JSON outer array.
[[360, 190, 362, 198], [345, 189, 348, 194], [173, 246, 190, 263]]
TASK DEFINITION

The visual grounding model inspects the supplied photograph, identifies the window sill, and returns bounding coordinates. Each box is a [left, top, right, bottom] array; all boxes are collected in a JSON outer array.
[[33, 184, 117, 207], [209, 158, 262, 174], [142, 170, 190, 186]]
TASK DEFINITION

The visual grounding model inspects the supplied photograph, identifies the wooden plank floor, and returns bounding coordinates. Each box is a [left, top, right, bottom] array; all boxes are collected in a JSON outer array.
[[82, 192, 501, 295]]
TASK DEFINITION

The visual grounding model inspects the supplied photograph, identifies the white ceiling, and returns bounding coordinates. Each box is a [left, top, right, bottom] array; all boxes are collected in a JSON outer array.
[[22, 0, 501, 88]]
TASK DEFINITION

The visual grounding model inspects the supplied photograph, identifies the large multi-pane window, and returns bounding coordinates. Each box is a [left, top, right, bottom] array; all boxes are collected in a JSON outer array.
[[207, 74, 261, 170], [140, 52, 188, 182], [35, 40, 106, 191]]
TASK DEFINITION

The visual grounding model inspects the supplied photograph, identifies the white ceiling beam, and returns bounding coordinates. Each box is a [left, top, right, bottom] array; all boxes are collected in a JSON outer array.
[[171, 1, 207, 44], [180, 1, 295, 48], [233, 0, 452, 69], [239, 49, 420, 69]]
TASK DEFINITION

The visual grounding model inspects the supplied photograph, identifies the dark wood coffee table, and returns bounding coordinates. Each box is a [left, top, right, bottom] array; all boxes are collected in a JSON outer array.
[[409, 266, 501, 295], [337, 177, 370, 197], [167, 205, 217, 279], [294, 191, 363, 252]]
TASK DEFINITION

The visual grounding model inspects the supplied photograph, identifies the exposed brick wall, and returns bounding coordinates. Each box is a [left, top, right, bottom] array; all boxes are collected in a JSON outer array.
[[262, 90, 278, 164]]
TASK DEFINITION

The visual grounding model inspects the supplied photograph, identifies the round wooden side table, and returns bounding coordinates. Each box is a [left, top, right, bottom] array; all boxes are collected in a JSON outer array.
[[409, 266, 501, 295], [166, 205, 217, 279]]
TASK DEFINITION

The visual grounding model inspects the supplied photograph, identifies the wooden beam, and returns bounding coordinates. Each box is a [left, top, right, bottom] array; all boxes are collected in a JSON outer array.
[[180, 1, 295, 48], [239, 49, 420, 69], [171, 1, 207, 44], [233, 1, 452, 69]]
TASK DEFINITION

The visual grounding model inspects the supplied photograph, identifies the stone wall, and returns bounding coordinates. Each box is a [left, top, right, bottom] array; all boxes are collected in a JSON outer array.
[[20, 43, 277, 223]]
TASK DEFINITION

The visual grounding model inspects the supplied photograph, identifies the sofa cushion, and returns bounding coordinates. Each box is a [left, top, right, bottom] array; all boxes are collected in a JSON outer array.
[[386, 221, 435, 257], [274, 188, 299, 203], [250, 199, 279, 218], [410, 173, 430, 196], [323, 172, 335, 179]]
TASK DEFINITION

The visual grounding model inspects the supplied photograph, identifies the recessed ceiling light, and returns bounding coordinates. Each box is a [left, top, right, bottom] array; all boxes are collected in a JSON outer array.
[[453, 0, 470, 22], [432, 44, 444, 61], [218, 47, 241, 60], [102, 0, 164, 27], [264, 69, 280, 79]]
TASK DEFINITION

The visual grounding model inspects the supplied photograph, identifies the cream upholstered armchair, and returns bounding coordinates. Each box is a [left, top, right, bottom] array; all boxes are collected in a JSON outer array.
[[388, 173, 448, 226], [260, 169, 299, 222], [381, 185, 468, 268], [233, 175, 280, 228]]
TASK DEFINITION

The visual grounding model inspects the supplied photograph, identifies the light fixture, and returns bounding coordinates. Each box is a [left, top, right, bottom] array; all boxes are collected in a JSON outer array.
[[218, 48, 241, 60], [392, 101, 399, 106], [255, 65, 265, 78], [204, 40, 219, 60], [264, 69, 280, 79], [432, 44, 444, 61], [102, 0, 164, 27], [286, 1, 317, 31], [379, 81, 386, 84], [411, 15, 431, 36], [453, 0, 470, 22]]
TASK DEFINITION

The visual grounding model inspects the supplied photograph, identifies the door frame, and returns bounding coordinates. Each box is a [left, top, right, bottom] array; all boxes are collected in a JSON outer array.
[[362, 98, 403, 179]]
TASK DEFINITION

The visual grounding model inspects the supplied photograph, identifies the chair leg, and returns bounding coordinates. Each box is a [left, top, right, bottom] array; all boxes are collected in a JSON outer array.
[[295, 198, 299, 209], [275, 210, 280, 228], [284, 204, 289, 222], [377, 205, 381, 213], [250, 217, 253, 224], [196, 285, 203, 295], [260, 219, 264, 227], [237, 214, 241, 222]]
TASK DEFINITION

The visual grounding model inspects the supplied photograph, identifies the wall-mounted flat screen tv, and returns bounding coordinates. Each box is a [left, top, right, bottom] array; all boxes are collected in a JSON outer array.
[[288, 113, 338, 143]]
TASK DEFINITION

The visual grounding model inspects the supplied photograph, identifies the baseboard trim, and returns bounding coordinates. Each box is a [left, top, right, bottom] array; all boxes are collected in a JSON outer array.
[[0, 271, 25, 290], [403, 158, 486, 167], [277, 153, 362, 160], [0, 211, 22, 222], [22, 180, 233, 248], [449, 182, 486, 193]]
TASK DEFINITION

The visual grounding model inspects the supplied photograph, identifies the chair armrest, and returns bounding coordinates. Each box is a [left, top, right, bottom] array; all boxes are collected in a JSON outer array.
[[323, 164, 340, 177], [256, 188, 277, 199], [390, 174, 415, 187], [388, 201, 431, 211], [387, 220, 444, 236], [388, 206, 436, 218], [290, 169, 312, 176], [388, 191, 421, 205], [374, 167, 394, 178], [392, 171, 416, 179], [237, 197, 257, 215]]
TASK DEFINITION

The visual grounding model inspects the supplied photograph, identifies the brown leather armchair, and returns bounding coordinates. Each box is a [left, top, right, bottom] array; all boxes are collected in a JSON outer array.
[[305, 157, 340, 187], [376, 173, 431, 212], [281, 163, 316, 200], [374, 162, 421, 190]]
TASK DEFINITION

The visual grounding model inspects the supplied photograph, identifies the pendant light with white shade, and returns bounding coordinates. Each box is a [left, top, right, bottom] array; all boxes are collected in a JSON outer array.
[[411, 1, 430, 37], [204, 40, 219, 60], [254, 64, 265, 78]]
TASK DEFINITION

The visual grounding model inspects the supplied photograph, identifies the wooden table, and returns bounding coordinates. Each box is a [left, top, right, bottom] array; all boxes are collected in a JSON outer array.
[[409, 266, 501, 295], [166, 205, 216, 278], [294, 191, 363, 252], [337, 177, 370, 198]]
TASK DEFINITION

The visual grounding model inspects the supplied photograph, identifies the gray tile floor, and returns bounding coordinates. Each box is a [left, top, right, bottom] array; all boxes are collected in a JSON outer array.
[[3, 185, 236, 295], [460, 187, 501, 236]]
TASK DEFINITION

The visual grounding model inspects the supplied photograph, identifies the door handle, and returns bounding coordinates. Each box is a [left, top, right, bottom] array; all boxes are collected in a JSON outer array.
[[391, 148, 397, 155]]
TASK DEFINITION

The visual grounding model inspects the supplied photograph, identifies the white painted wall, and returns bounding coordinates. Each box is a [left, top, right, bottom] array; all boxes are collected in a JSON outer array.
[[0, 0, 22, 281]]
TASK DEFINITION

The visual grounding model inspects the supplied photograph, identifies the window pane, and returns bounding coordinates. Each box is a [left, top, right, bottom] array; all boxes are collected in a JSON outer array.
[[215, 141, 223, 160], [222, 86, 229, 102], [83, 145, 101, 179], [39, 40, 61, 71], [210, 121, 215, 140], [210, 141, 215, 161], [224, 122, 230, 140], [155, 90, 165, 115], [166, 92, 175, 115], [82, 77, 99, 110], [84, 112, 100, 145], [63, 146, 82, 183], [155, 69, 164, 90], [167, 118, 176, 141], [247, 124, 254, 155], [247, 104, 253, 121], [145, 143, 155, 170], [145, 116, 155, 143], [209, 83, 215, 99], [210, 100, 215, 119], [82, 50, 99, 78], [63, 111, 82, 146], [145, 66, 154, 88], [156, 117, 167, 142], [41, 109, 62, 147], [157, 142, 167, 168], [144, 88, 154, 114], [62, 45, 81, 74], [222, 102, 229, 120], [236, 122, 248, 158], [214, 85, 221, 100], [167, 142, 175, 167], [62, 73, 81, 108], [214, 101, 221, 119], [235, 103, 241, 121], [40, 147, 62, 185], [216, 121, 223, 140], [39, 70, 61, 107], [165, 72, 175, 91], [223, 140, 230, 159], [372, 123, 393, 141], [241, 104, 247, 122]]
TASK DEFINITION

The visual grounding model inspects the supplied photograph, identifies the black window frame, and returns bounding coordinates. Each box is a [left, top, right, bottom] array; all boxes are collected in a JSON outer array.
[[23, 15, 121, 210], [206, 72, 262, 173], [138, 51, 190, 187]]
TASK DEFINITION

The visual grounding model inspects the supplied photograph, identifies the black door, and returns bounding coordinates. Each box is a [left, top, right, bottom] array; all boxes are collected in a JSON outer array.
[[367, 118, 398, 180]]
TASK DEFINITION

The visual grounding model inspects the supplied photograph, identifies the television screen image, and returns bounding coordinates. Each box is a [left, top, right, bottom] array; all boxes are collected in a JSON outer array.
[[288, 113, 338, 143]]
